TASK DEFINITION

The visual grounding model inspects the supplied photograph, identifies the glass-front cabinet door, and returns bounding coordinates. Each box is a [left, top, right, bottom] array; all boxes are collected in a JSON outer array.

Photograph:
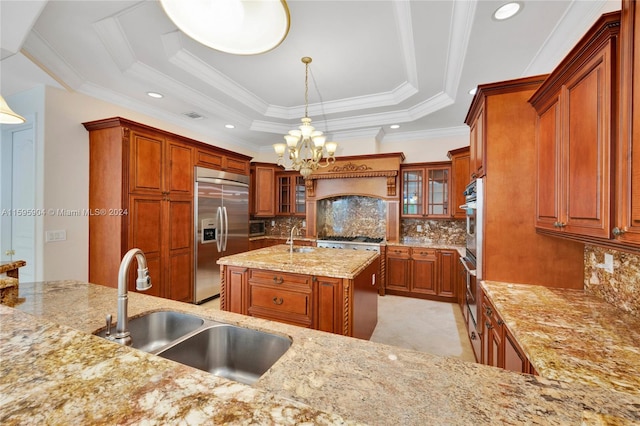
[[277, 172, 306, 216], [401, 164, 451, 218]]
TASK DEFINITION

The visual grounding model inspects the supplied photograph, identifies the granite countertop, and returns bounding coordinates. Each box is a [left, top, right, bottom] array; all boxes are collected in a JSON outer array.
[[0, 260, 26, 275], [482, 281, 640, 396], [218, 244, 378, 279], [2, 280, 640, 424]]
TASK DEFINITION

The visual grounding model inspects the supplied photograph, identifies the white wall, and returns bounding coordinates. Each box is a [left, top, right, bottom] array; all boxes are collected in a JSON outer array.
[[7, 86, 470, 281]]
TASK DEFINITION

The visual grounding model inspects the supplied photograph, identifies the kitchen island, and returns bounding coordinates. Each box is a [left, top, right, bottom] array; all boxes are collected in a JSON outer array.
[[218, 245, 380, 339], [2, 280, 640, 424]]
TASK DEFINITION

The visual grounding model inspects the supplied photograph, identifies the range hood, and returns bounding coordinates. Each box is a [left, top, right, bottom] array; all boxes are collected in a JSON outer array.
[[304, 153, 405, 242]]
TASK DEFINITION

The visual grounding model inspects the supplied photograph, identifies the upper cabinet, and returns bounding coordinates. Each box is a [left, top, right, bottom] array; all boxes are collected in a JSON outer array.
[[447, 146, 470, 219], [467, 106, 485, 180], [250, 163, 276, 217], [616, 1, 640, 245], [401, 162, 451, 219], [529, 12, 620, 242], [276, 171, 306, 216]]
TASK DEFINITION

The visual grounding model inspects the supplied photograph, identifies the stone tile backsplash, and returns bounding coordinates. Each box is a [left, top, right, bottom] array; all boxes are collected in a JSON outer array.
[[316, 196, 387, 238], [585, 245, 640, 318], [401, 219, 466, 245]]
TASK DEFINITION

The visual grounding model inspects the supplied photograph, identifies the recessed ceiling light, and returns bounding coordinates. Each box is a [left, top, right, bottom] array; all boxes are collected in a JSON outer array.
[[147, 91, 164, 99], [493, 2, 522, 21], [469, 87, 478, 95], [225, 124, 235, 129], [390, 124, 400, 129]]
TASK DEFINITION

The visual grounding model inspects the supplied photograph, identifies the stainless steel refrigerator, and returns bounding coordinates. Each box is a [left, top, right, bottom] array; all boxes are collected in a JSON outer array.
[[194, 167, 249, 304]]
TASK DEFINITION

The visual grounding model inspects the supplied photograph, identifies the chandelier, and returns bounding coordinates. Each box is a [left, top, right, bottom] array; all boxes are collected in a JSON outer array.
[[273, 57, 337, 179]]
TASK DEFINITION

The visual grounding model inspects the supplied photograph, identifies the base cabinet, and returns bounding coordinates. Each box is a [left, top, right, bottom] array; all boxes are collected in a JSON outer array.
[[385, 246, 458, 302], [478, 289, 532, 374]]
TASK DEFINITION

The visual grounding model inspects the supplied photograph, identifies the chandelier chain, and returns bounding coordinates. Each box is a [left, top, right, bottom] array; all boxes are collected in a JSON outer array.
[[304, 61, 309, 118]]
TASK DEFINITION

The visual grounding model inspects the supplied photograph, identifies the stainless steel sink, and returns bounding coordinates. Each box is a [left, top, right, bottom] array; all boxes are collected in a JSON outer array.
[[290, 246, 314, 253], [95, 310, 204, 353], [156, 325, 292, 385]]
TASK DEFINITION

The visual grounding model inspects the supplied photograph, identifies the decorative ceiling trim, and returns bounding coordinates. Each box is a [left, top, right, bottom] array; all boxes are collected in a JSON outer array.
[[392, 0, 419, 89], [381, 125, 469, 143], [22, 29, 84, 90], [444, 0, 477, 97], [92, 16, 136, 72]]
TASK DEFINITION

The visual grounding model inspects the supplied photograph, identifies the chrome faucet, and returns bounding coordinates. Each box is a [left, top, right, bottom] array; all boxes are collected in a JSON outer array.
[[287, 225, 298, 253], [107, 248, 152, 346]]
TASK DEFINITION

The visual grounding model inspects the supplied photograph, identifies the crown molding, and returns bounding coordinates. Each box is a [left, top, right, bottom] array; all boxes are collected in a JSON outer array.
[[381, 126, 468, 143]]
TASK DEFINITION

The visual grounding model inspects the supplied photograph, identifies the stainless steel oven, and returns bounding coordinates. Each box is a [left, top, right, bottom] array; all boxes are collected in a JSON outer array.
[[460, 178, 484, 281]]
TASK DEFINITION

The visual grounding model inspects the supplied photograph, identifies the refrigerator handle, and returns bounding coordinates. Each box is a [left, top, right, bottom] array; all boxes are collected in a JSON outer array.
[[222, 206, 229, 251], [215, 206, 223, 252]]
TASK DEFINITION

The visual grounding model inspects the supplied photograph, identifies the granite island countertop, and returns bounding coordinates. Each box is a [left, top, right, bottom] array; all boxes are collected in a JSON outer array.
[[482, 280, 640, 396], [218, 244, 378, 279], [2, 280, 640, 424], [0, 260, 26, 275]]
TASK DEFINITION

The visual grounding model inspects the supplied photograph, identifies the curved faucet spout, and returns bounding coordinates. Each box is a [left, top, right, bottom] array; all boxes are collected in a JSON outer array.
[[112, 248, 152, 346]]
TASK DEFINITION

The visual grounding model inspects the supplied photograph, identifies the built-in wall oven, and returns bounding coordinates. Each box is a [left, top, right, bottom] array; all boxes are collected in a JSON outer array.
[[459, 178, 484, 329]]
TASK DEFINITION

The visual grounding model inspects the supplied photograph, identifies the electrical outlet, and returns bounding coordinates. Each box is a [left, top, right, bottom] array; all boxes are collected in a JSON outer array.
[[45, 230, 67, 243], [603, 253, 614, 273], [417, 225, 423, 232], [271, 220, 275, 226]]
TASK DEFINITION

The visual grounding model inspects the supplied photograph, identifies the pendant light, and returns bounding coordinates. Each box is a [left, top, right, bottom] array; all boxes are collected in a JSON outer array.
[[0, 95, 26, 124]]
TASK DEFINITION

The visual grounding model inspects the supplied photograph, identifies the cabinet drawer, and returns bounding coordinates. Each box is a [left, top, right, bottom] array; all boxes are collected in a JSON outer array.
[[410, 248, 436, 259], [249, 269, 312, 289], [195, 150, 223, 169], [386, 246, 411, 258], [249, 286, 310, 316]]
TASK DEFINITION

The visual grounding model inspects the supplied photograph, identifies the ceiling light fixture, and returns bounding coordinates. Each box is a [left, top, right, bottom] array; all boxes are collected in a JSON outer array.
[[493, 2, 522, 21], [390, 124, 400, 129], [225, 124, 235, 129], [0, 95, 26, 124], [469, 87, 478, 95], [160, 0, 290, 55], [147, 91, 164, 98], [273, 57, 337, 179]]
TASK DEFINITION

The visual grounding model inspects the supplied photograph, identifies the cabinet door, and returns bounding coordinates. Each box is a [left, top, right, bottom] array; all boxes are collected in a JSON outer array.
[[276, 174, 292, 215], [470, 106, 485, 179], [386, 247, 411, 291], [294, 175, 306, 215], [411, 249, 437, 295], [426, 167, 450, 217], [129, 194, 164, 297], [562, 49, 612, 238], [223, 266, 247, 314], [165, 140, 193, 195], [450, 149, 470, 219], [252, 165, 275, 217], [166, 197, 192, 302], [616, 0, 640, 245], [438, 249, 457, 298], [130, 131, 164, 194], [535, 99, 562, 231], [504, 328, 528, 373], [316, 276, 343, 334], [401, 168, 424, 216]]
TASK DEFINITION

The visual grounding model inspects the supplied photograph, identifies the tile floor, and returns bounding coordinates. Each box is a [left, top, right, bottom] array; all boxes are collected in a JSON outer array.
[[201, 294, 476, 363]]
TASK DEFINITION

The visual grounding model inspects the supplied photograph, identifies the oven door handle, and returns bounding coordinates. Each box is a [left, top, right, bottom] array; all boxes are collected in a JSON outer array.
[[459, 257, 476, 277]]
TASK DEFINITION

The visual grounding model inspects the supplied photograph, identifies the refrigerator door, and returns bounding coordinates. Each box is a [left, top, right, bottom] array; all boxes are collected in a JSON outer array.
[[194, 168, 250, 304], [195, 181, 223, 303]]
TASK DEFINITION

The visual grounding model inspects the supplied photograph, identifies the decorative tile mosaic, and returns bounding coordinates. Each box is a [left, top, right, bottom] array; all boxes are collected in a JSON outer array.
[[585, 245, 640, 318]]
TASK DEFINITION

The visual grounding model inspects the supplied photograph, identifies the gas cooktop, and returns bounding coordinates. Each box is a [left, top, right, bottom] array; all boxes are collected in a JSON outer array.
[[319, 236, 384, 243]]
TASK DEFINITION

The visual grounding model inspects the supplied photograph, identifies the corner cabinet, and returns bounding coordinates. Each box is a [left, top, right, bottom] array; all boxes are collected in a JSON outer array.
[[84, 117, 251, 301], [447, 146, 471, 219], [401, 162, 451, 219], [530, 12, 619, 241]]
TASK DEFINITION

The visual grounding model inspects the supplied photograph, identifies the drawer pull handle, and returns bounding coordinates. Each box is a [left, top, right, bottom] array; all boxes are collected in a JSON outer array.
[[485, 321, 493, 330], [272, 297, 284, 305], [273, 276, 284, 284]]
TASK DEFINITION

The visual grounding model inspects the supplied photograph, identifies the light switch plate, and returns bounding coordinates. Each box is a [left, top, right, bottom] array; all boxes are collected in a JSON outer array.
[[603, 253, 614, 273], [45, 230, 67, 243]]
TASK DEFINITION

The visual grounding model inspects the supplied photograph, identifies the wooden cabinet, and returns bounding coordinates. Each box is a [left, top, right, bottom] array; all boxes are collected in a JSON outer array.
[[530, 12, 619, 241], [84, 117, 251, 302], [401, 162, 451, 218], [385, 246, 458, 302], [447, 146, 470, 219], [247, 269, 313, 328], [468, 105, 485, 180], [194, 147, 250, 175], [616, 1, 640, 246], [276, 171, 306, 216], [465, 75, 584, 289], [479, 289, 531, 374], [250, 163, 276, 217], [315, 276, 344, 334]]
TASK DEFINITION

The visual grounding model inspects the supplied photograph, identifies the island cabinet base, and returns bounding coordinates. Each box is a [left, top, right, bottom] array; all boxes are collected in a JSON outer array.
[[220, 257, 380, 340]]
